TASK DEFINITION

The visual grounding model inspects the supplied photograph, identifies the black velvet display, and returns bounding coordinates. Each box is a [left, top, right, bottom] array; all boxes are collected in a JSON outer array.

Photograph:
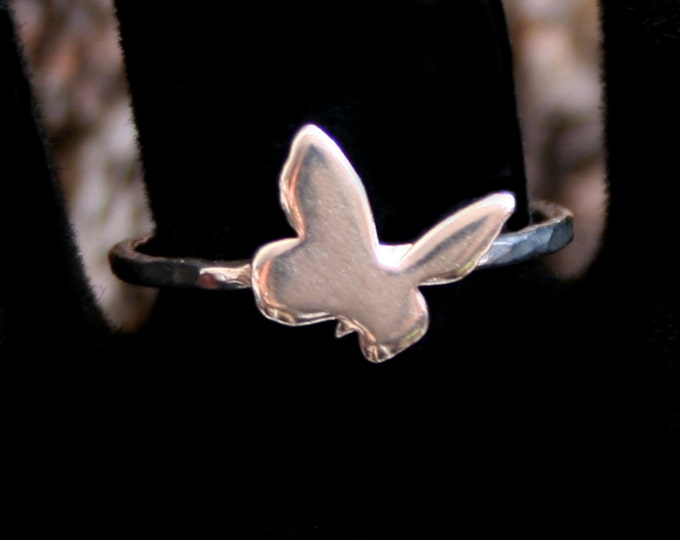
[[1, 0, 679, 536]]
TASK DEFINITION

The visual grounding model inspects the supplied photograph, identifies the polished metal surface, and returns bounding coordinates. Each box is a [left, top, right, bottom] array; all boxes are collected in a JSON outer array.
[[109, 124, 574, 362], [251, 125, 515, 361], [479, 200, 573, 268], [109, 235, 252, 290]]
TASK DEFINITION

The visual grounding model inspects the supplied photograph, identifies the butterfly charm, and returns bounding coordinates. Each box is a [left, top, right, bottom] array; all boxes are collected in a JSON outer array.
[[252, 124, 516, 362]]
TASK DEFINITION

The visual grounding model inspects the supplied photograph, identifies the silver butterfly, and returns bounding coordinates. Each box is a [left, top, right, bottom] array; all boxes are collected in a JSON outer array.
[[252, 124, 515, 362]]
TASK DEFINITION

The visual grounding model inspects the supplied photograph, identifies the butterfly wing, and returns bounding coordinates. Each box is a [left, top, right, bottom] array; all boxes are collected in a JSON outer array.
[[278, 124, 379, 251], [252, 124, 384, 327], [399, 192, 516, 285]]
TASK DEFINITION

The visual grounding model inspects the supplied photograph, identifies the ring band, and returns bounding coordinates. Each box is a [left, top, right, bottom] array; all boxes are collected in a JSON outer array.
[[109, 200, 573, 291], [109, 124, 573, 362]]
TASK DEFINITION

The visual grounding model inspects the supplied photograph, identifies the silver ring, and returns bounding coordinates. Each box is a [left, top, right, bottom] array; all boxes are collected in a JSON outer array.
[[109, 124, 573, 362]]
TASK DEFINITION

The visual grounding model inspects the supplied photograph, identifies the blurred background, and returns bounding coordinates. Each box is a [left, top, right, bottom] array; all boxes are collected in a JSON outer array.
[[10, 0, 606, 331]]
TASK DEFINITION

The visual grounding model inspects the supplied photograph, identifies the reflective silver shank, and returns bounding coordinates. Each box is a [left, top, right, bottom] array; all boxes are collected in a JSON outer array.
[[109, 235, 252, 291], [109, 202, 572, 291], [478, 200, 573, 269]]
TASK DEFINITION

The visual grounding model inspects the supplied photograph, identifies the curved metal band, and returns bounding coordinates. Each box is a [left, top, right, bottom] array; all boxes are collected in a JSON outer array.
[[109, 239, 252, 291], [479, 200, 574, 268], [109, 199, 573, 291]]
